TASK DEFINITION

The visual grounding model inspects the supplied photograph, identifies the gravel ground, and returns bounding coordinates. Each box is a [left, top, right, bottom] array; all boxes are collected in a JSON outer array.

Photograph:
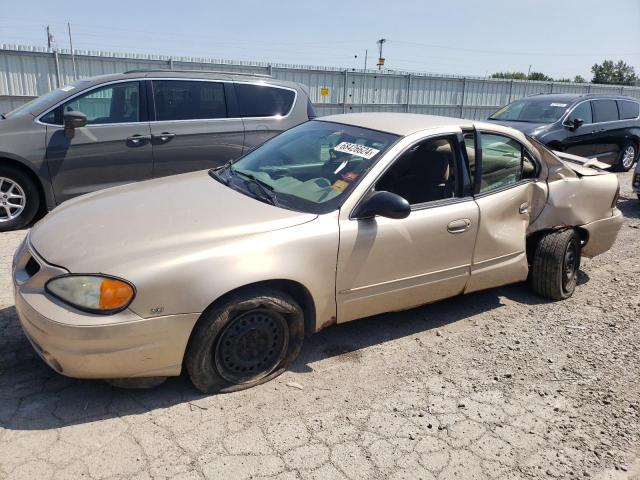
[[0, 171, 638, 480]]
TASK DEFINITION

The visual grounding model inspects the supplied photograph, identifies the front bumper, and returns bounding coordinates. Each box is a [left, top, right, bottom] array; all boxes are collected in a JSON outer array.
[[12, 237, 199, 379], [581, 208, 624, 258]]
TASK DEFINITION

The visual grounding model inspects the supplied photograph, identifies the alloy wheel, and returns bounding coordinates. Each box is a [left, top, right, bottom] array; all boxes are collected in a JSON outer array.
[[562, 238, 578, 293], [622, 145, 636, 170], [0, 177, 26, 222]]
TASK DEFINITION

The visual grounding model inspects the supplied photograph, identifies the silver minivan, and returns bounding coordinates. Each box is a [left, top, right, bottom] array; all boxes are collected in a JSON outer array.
[[0, 70, 314, 230]]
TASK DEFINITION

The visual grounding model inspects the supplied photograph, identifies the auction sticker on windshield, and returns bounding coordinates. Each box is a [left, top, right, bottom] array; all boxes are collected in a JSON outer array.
[[333, 142, 380, 159]]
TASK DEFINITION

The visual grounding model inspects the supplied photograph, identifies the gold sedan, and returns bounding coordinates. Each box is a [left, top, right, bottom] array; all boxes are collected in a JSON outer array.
[[12, 113, 623, 393]]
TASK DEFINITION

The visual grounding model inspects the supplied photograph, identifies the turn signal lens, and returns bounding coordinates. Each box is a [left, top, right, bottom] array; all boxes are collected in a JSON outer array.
[[46, 275, 135, 314], [99, 278, 134, 310]]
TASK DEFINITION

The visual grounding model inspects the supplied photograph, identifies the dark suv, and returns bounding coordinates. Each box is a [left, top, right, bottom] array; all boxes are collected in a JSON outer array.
[[487, 93, 640, 172], [0, 70, 315, 231]]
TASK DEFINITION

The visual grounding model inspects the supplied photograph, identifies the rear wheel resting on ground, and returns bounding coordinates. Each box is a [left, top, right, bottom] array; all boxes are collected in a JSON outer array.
[[185, 287, 305, 393], [0, 165, 40, 231], [531, 229, 581, 301], [615, 142, 637, 172]]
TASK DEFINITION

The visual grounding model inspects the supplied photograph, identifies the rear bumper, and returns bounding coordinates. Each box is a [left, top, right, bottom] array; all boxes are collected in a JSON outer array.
[[581, 208, 624, 258]]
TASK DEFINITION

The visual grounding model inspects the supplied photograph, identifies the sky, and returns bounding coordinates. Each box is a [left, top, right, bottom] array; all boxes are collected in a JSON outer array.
[[1, 0, 639, 80]]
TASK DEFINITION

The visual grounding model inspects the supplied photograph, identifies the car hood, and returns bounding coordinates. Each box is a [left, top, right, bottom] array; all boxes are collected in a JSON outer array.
[[485, 120, 551, 136], [30, 170, 317, 272]]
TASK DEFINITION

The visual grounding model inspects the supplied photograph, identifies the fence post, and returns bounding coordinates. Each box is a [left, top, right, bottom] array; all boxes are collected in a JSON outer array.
[[169, 57, 173, 70], [620, 85, 625, 95], [53, 50, 61, 88], [549, 81, 553, 94], [460, 77, 466, 118], [268, 65, 273, 76], [343, 69, 348, 113], [508, 79, 513, 102], [406, 74, 412, 112]]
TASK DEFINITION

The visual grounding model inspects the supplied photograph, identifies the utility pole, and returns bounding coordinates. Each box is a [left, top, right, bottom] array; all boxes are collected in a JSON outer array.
[[46, 25, 52, 50], [364, 49, 368, 70], [376, 38, 387, 70], [68, 22, 77, 80]]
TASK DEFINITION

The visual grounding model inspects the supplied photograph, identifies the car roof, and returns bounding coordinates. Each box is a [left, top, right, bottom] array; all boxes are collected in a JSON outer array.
[[516, 93, 640, 104], [69, 70, 302, 90], [318, 113, 476, 136]]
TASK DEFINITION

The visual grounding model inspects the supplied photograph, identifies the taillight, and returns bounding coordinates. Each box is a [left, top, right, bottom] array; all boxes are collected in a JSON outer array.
[[612, 183, 620, 208]]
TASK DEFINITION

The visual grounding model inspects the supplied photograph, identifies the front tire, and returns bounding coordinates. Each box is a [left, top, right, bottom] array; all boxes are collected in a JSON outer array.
[[531, 229, 581, 301], [0, 165, 40, 231], [185, 287, 304, 394], [614, 142, 637, 172]]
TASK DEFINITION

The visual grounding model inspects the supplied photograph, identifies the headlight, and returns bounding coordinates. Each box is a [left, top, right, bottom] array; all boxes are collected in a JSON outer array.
[[45, 275, 135, 314]]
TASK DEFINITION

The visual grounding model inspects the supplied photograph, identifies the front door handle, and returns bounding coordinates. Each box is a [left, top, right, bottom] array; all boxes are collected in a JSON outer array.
[[447, 218, 471, 234], [151, 132, 176, 144], [519, 202, 529, 214], [126, 134, 151, 147]]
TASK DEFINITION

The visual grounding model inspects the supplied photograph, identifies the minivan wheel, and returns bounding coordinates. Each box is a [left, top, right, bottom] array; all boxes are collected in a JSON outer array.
[[185, 287, 304, 394], [531, 229, 581, 301], [615, 143, 637, 172], [0, 166, 40, 231]]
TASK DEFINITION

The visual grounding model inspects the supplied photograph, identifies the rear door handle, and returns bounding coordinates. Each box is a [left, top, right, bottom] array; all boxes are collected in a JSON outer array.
[[447, 218, 471, 234], [126, 134, 151, 147], [151, 132, 176, 144], [519, 202, 529, 214]]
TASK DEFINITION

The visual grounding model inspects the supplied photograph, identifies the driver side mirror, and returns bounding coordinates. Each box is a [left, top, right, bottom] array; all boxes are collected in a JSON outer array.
[[565, 118, 584, 131], [352, 191, 411, 220], [63, 110, 87, 139]]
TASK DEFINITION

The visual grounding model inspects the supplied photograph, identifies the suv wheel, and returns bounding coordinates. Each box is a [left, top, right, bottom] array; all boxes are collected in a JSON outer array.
[[531, 229, 581, 301], [0, 165, 40, 231], [615, 143, 637, 172]]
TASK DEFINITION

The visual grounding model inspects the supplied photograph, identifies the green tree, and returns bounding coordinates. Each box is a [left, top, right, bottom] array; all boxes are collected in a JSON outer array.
[[527, 71, 553, 81], [491, 72, 527, 80], [591, 60, 637, 85], [573, 75, 586, 83]]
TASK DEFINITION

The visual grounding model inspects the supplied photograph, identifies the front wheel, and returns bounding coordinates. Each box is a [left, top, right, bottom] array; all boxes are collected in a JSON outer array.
[[614, 143, 637, 172], [531, 229, 581, 301], [0, 165, 41, 231], [185, 287, 305, 393]]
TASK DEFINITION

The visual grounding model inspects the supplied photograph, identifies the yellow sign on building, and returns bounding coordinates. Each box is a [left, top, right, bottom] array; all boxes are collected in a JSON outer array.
[[320, 87, 330, 97]]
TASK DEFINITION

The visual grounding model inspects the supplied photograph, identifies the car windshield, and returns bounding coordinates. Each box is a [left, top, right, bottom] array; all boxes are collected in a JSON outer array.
[[222, 120, 399, 214], [489, 98, 570, 123], [3, 80, 91, 118]]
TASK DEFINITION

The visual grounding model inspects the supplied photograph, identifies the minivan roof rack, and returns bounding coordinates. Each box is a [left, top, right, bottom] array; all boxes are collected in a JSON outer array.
[[123, 68, 272, 78]]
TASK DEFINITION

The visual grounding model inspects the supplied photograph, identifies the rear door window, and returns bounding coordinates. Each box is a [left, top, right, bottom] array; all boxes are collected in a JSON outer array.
[[617, 100, 640, 120], [152, 80, 227, 121], [236, 84, 295, 117], [567, 101, 592, 124], [592, 100, 619, 123]]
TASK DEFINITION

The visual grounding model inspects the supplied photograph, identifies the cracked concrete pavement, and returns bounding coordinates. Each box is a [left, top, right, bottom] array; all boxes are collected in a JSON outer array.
[[0, 171, 639, 480]]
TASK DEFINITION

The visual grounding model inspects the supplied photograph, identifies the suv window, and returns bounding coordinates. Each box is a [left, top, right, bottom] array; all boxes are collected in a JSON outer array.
[[617, 100, 639, 120], [592, 99, 619, 123], [472, 133, 537, 193], [61, 82, 140, 125], [376, 137, 457, 205], [236, 84, 295, 117], [567, 101, 592, 124], [153, 80, 227, 121]]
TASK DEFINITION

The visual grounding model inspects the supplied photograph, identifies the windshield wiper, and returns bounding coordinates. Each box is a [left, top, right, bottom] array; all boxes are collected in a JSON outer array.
[[234, 170, 280, 206], [208, 167, 229, 185], [0, 113, 6, 119]]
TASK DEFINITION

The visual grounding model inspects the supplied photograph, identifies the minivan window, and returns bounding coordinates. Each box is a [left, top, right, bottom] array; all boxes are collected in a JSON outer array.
[[567, 101, 592, 124], [236, 84, 295, 117], [489, 99, 568, 123], [617, 100, 640, 120], [62, 82, 140, 125], [153, 80, 227, 121], [592, 100, 619, 123]]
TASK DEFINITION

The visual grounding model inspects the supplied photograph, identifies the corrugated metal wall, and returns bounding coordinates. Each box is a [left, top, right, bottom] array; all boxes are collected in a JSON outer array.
[[2, 44, 640, 118]]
